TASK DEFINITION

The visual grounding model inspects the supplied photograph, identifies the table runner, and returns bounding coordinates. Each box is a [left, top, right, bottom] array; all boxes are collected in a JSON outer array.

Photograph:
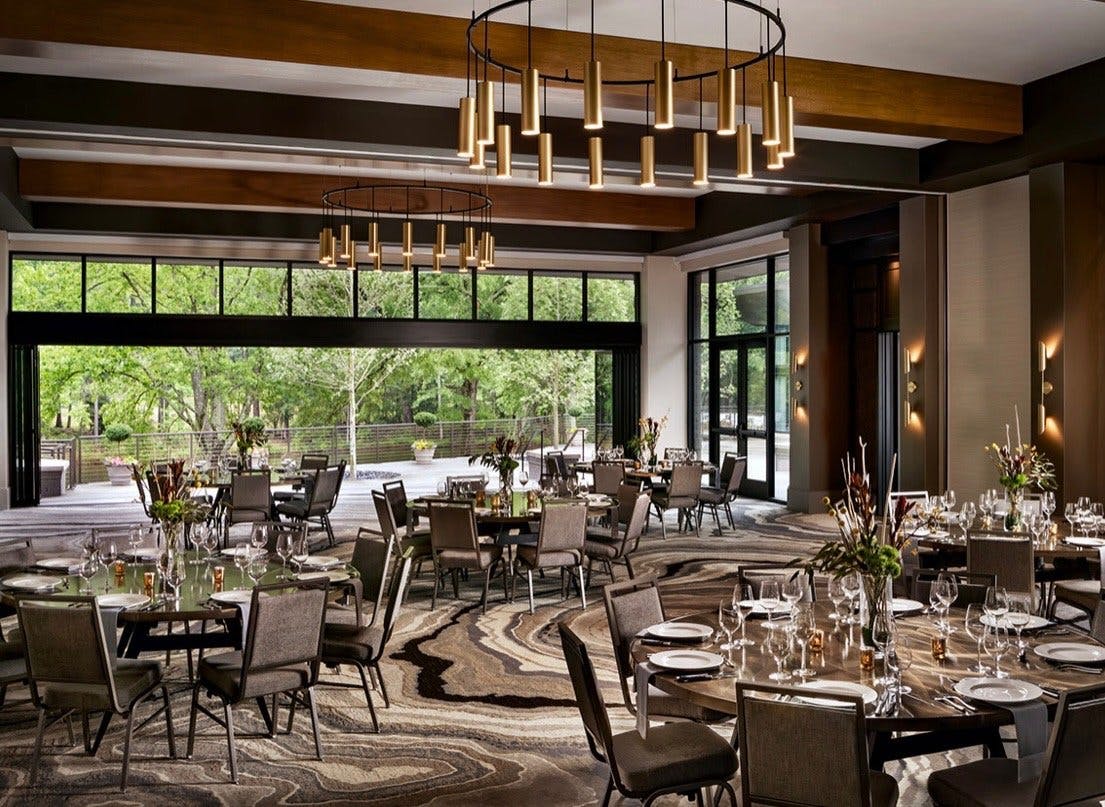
[[634, 660, 662, 738]]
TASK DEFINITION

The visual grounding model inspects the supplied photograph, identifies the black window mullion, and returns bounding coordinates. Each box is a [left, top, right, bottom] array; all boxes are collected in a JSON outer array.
[[286, 262, 293, 317], [352, 264, 359, 319], [581, 271, 589, 322], [150, 257, 157, 314], [413, 266, 420, 319], [527, 270, 534, 321], [218, 259, 224, 316], [81, 255, 87, 313], [471, 266, 478, 320]]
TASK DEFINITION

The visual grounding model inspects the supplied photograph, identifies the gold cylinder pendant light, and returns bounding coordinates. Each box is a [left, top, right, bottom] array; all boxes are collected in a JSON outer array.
[[477, 78, 495, 145], [464, 226, 477, 261], [486, 234, 496, 267], [639, 135, 656, 188], [478, 231, 491, 268], [402, 254, 413, 273], [736, 122, 753, 178], [373, 249, 382, 272], [654, 59, 674, 130], [538, 131, 553, 185], [401, 220, 413, 257], [432, 252, 442, 273], [588, 136, 603, 189], [693, 130, 709, 185], [779, 95, 795, 158], [496, 123, 512, 178], [469, 140, 485, 170], [339, 223, 351, 260], [347, 241, 357, 271], [328, 235, 338, 268], [716, 68, 737, 135], [366, 220, 379, 257], [521, 67, 540, 135], [762, 79, 781, 146], [318, 226, 332, 265], [459, 243, 470, 273], [766, 142, 784, 170], [434, 222, 447, 258], [584, 59, 603, 130], [457, 95, 476, 157]]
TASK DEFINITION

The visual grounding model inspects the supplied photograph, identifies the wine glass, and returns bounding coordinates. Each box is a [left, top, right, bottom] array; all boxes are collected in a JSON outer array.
[[436, 478, 447, 497], [959, 502, 976, 539], [275, 530, 293, 580], [984, 586, 1009, 620], [250, 523, 269, 555], [730, 587, 755, 648], [944, 490, 957, 511], [964, 603, 990, 674], [1005, 592, 1034, 658], [782, 574, 807, 611], [841, 572, 861, 626], [791, 603, 817, 679], [100, 540, 117, 592], [1041, 491, 1056, 522], [1066, 502, 1080, 538], [76, 551, 98, 595], [199, 525, 218, 563], [518, 468, 530, 488], [827, 577, 847, 623], [886, 637, 913, 695], [929, 578, 951, 634], [128, 525, 144, 557], [165, 553, 185, 599], [234, 548, 252, 588], [983, 625, 1011, 679], [759, 580, 782, 622], [764, 621, 791, 681], [290, 530, 309, 572], [718, 601, 741, 655], [1093, 503, 1104, 531]]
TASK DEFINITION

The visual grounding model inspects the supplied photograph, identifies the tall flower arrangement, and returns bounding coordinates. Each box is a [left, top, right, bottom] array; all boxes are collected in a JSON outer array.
[[469, 435, 527, 494], [628, 415, 668, 467], [985, 406, 1055, 530]]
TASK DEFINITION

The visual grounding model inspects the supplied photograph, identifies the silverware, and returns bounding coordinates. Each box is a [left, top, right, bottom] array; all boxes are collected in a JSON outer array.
[[674, 671, 740, 683], [1056, 664, 1104, 675], [934, 695, 974, 714]]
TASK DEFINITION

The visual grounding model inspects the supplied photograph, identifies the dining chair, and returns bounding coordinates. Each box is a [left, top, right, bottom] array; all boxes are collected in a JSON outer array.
[[649, 461, 703, 539], [697, 454, 747, 532], [19, 595, 176, 792], [186, 578, 328, 783], [326, 529, 395, 630], [734, 680, 898, 807], [0, 537, 35, 621], [544, 450, 574, 480], [736, 564, 816, 602], [928, 681, 1105, 806], [585, 491, 650, 585], [275, 463, 344, 547], [224, 469, 273, 545], [912, 571, 996, 607], [427, 500, 506, 613], [445, 474, 488, 499], [1091, 599, 1105, 643], [373, 488, 432, 574], [600, 576, 730, 725], [591, 460, 626, 497], [0, 629, 26, 712], [515, 499, 589, 613], [300, 452, 329, 471], [558, 622, 739, 807], [967, 534, 1035, 593], [383, 479, 431, 542], [319, 555, 412, 733]]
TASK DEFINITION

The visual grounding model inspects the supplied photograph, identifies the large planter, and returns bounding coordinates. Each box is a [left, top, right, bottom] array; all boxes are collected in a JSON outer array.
[[105, 464, 133, 486], [413, 446, 437, 465]]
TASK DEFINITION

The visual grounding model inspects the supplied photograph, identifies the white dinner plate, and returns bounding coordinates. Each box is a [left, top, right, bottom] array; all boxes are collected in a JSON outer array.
[[982, 613, 1050, 630], [36, 557, 82, 572], [954, 677, 1043, 705], [1064, 536, 1105, 548], [221, 547, 258, 558], [586, 494, 613, 507], [299, 555, 343, 569], [738, 599, 793, 616], [794, 680, 878, 707], [645, 622, 713, 642], [123, 548, 160, 561], [1, 574, 62, 592], [210, 589, 254, 604], [1033, 642, 1105, 665], [474, 507, 492, 517], [891, 598, 925, 615], [97, 593, 148, 609], [296, 570, 350, 583], [648, 649, 724, 672]]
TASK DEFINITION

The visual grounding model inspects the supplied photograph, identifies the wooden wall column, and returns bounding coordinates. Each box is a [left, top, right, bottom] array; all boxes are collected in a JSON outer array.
[[1030, 162, 1105, 502], [898, 196, 947, 493]]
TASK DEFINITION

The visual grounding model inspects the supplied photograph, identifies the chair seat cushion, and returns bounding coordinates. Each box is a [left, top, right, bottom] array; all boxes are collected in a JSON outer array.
[[585, 539, 621, 560], [0, 628, 23, 661], [324, 603, 360, 627], [0, 656, 25, 684], [44, 658, 161, 711], [586, 526, 616, 541], [516, 546, 581, 569], [436, 546, 502, 570], [401, 534, 433, 560], [611, 721, 738, 795], [275, 500, 308, 519], [697, 487, 727, 505], [653, 495, 697, 510], [870, 770, 900, 807], [199, 651, 310, 701], [644, 686, 729, 723], [926, 758, 1033, 807], [322, 623, 384, 664], [1055, 579, 1101, 613]]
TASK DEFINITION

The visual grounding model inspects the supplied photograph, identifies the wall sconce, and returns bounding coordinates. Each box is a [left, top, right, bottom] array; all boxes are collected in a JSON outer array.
[[1037, 341, 1053, 434], [792, 356, 806, 415], [903, 348, 919, 420]]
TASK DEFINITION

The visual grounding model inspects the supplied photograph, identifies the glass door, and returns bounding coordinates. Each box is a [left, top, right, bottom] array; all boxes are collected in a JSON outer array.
[[712, 339, 771, 499]]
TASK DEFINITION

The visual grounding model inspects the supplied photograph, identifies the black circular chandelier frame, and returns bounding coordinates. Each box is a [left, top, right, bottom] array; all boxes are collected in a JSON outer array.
[[322, 183, 492, 220], [465, 0, 786, 87]]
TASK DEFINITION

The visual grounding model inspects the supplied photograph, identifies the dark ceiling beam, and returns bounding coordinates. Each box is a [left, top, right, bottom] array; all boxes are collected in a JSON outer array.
[[0, 147, 33, 232], [921, 56, 1105, 192], [0, 73, 922, 192]]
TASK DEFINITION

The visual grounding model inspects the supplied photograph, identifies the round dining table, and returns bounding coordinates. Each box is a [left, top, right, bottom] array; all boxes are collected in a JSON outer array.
[[913, 523, 1104, 562], [630, 599, 1105, 769]]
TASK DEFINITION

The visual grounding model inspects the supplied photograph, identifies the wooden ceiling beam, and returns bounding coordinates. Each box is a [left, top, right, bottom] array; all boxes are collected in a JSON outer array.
[[18, 160, 696, 232], [0, 0, 1021, 143]]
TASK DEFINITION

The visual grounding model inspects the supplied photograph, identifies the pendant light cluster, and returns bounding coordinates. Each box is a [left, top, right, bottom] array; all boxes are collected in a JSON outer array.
[[316, 184, 495, 272], [462, 0, 795, 190]]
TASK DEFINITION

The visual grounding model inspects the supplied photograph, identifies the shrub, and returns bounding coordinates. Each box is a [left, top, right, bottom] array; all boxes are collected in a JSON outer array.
[[413, 411, 437, 429], [567, 405, 584, 418], [103, 424, 133, 443]]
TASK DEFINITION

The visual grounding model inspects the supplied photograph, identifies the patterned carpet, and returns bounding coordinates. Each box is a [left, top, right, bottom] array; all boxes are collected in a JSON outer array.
[[0, 500, 977, 805]]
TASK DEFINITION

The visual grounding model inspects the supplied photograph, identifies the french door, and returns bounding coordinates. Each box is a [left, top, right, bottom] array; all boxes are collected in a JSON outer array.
[[710, 337, 772, 500]]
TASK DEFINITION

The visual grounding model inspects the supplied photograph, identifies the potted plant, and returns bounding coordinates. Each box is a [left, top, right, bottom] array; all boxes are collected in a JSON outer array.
[[470, 434, 526, 509], [565, 404, 583, 434], [985, 407, 1056, 531], [231, 417, 267, 469], [102, 424, 136, 485], [411, 412, 438, 464]]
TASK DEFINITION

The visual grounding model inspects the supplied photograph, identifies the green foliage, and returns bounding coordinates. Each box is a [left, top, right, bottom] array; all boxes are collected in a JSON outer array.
[[413, 412, 437, 429], [411, 439, 436, 450], [567, 405, 584, 418], [103, 424, 133, 443]]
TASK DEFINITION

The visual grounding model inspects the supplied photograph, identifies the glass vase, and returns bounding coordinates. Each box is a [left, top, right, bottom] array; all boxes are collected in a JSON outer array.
[[859, 574, 894, 650], [1004, 488, 1023, 532]]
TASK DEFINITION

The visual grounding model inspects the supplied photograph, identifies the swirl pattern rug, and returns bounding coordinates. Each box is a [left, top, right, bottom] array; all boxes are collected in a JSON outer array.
[[0, 502, 977, 805]]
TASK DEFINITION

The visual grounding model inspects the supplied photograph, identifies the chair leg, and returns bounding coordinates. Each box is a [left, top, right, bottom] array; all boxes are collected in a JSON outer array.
[[624, 555, 635, 579], [481, 566, 492, 614], [120, 707, 138, 792], [90, 711, 112, 754], [725, 501, 735, 528], [451, 569, 460, 599], [270, 694, 280, 739], [186, 686, 200, 758], [527, 570, 535, 615], [305, 688, 324, 760], [430, 558, 440, 611], [603, 558, 616, 583], [163, 686, 177, 759], [30, 709, 47, 785], [577, 565, 587, 609], [357, 665, 380, 733], [601, 775, 615, 807], [374, 661, 391, 709], [223, 701, 239, 784]]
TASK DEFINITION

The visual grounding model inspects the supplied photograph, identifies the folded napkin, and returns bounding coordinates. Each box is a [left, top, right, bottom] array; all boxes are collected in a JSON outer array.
[[999, 700, 1049, 783], [235, 600, 254, 649], [98, 606, 123, 658], [1098, 547, 1105, 589], [634, 660, 662, 739]]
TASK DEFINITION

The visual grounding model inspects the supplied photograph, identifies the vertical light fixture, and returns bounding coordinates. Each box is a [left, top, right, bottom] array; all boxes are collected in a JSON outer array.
[[538, 78, 554, 185], [588, 136, 603, 189], [766, 142, 784, 170], [653, 1, 674, 130], [1038, 341, 1053, 434], [403, 253, 412, 273], [465, 220, 477, 262], [477, 17, 495, 145], [318, 215, 332, 265], [778, 16, 795, 159], [640, 86, 655, 188], [762, 23, 781, 148], [903, 348, 919, 420], [339, 221, 351, 260], [432, 252, 442, 273], [716, 2, 736, 135], [366, 222, 379, 259], [373, 249, 382, 272], [402, 218, 413, 257], [347, 241, 357, 271], [496, 68, 512, 178], [693, 77, 709, 185], [469, 140, 486, 170], [457, 44, 476, 157], [328, 234, 338, 268], [435, 215, 447, 259], [520, 1, 540, 136], [584, 0, 602, 130], [736, 67, 753, 178]]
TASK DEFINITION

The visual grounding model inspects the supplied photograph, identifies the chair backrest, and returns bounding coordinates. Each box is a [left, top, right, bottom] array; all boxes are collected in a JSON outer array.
[[668, 461, 703, 498], [913, 571, 996, 607], [1091, 601, 1105, 644], [373, 555, 413, 661], [1035, 682, 1105, 806], [373, 489, 400, 542], [445, 475, 487, 499], [382, 479, 409, 528], [967, 535, 1034, 592], [617, 493, 652, 556], [307, 467, 342, 516], [557, 622, 618, 768], [735, 681, 874, 807], [536, 500, 588, 560], [545, 451, 570, 478], [251, 520, 307, 554], [616, 481, 644, 525], [602, 576, 665, 707], [592, 461, 625, 497], [349, 532, 395, 627], [890, 490, 929, 508], [737, 564, 816, 602], [19, 595, 123, 713], [663, 447, 688, 461], [301, 452, 329, 471], [230, 470, 272, 522], [0, 537, 35, 576], [428, 500, 480, 555], [725, 456, 748, 495], [241, 580, 328, 695]]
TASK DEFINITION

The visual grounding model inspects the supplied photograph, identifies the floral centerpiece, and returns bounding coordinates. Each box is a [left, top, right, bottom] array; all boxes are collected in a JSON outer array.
[[148, 459, 208, 560], [231, 417, 267, 469], [627, 415, 668, 469], [801, 440, 914, 648], [469, 435, 526, 506], [985, 407, 1055, 531]]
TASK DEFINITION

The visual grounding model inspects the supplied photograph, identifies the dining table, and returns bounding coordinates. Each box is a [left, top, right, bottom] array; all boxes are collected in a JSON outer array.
[[913, 521, 1104, 561], [630, 599, 1105, 770]]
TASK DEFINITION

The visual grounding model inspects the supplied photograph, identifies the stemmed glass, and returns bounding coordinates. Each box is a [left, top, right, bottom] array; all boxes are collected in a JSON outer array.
[[964, 603, 991, 674], [1005, 592, 1034, 659], [790, 604, 817, 679], [841, 572, 861, 625], [127, 526, 144, 558], [718, 601, 741, 657], [1041, 491, 1055, 523], [759, 580, 782, 622], [76, 552, 98, 594], [764, 621, 791, 681], [929, 578, 952, 635], [978, 492, 993, 524], [937, 572, 958, 632], [290, 531, 309, 573], [275, 530, 293, 580], [165, 553, 185, 599], [251, 523, 269, 556], [827, 577, 847, 624], [984, 625, 1011, 679], [944, 489, 957, 511], [1066, 503, 1080, 538], [436, 479, 447, 497], [730, 588, 755, 648], [886, 637, 913, 695], [984, 586, 1009, 621], [1093, 503, 1104, 534], [199, 525, 218, 563], [518, 468, 530, 488], [958, 502, 976, 539], [100, 540, 117, 592], [782, 575, 806, 611], [234, 548, 252, 589]]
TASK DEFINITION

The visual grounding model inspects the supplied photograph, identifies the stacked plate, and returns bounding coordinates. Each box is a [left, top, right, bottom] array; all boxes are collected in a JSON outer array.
[[1064, 536, 1105, 548], [794, 680, 878, 707], [36, 557, 82, 574], [97, 593, 148, 609], [644, 621, 713, 642], [295, 570, 350, 584], [1, 573, 62, 592], [211, 589, 254, 605], [648, 649, 725, 673], [953, 677, 1043, 704], [299, 555, 343, 570]]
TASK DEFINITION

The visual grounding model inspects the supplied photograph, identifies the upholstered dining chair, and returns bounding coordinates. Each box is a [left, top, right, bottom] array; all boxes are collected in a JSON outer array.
[[558, 622, 739, 807], [928, 681, 1105, 806], [600, 576, 730, 726], [592, 460, 626, 497], [585, 491, 650, 585], [19, 595, 176, 792], [0, 628, 26, 712], [967, 534, 1035, 593], [544, 450, 573, 480], [382, 479, 430, 542], [224, 469, 273, 544], [427, 500, 506, 613], [736, 564, 816, 602], [300, 452, 329, 471], [276, 463, 344, 547], [649, 461, 703, 538], [372, 488, 431, 576], [696, 454, 746, 532], [319, 555, 412, 733], [912, 571, 996, 607], [326, 529, 395, 630], [514, 499, 589, 613], [186, 579, 328, 783], [734, 680, 898, 807]]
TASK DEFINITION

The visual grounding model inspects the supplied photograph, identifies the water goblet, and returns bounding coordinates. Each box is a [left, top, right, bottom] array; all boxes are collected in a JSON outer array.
[[718, 601, 741, 656], [275, 530, 293, 580], [841, 572, 861, 626], [1041, 491, 1055, 521], [100, 541, 117, 592], [250, 523, 269, 554], [929, 578, 951, 634], [199, 525, 218, 563], [983, 625, 1011, 679], [782, 574, 806, 611], [234, 548, 252, 588], [791, 604, 817, 679], [964, 603, 991, 674], [759, 580, 782, 622], [436, 479, 447, 497], [518, 468, 530, 487], [827, 577, 847, 623], [944, 490, 957, 510], [76, 552, 98, 595], [764, 621, 792, 681], [1005, 592, 1034, 658], [984, 586, 1009, 620], [1066, 502, 1080, 537], [870, 610, 894, 685]]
